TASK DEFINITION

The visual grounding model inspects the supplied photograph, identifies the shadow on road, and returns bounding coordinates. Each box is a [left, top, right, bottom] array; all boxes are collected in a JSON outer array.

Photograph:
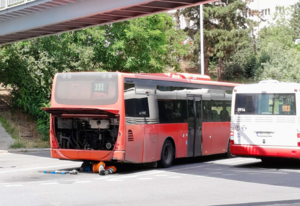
[[168, 157, 300, 189], [236, 158, 300, 170], [8, 150, 300, 189], [215, 199, 300, 206]]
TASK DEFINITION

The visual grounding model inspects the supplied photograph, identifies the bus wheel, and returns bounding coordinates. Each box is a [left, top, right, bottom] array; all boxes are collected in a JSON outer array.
[[260, 157, 275, 165], [225, 140, 234, 158], [158, 139, 174, 168]]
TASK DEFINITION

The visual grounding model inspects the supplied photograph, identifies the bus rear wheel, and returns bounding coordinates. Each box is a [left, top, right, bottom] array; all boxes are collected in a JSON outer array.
[[225, 140, 234, 158], [260, 157, 276, 165], [158, 139, 174, 168]]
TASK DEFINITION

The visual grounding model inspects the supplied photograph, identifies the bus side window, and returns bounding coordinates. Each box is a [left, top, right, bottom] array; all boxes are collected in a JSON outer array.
[[220, 102, 231, 121], [124, 83, 150, 118], [158, 100, 187, 124], [158, 100, 170, 123], [203, 100, 231, 122]]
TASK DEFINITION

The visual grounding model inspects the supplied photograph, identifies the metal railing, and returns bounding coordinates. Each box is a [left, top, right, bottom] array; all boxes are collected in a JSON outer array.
[[0, 0, 35, 11]]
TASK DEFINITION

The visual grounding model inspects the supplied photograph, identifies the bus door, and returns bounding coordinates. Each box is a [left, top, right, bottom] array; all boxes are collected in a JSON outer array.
[[187, 95, 203, 157]]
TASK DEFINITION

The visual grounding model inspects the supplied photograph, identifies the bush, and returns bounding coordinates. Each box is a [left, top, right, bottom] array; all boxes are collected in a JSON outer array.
[[222, 63, 244, 80]]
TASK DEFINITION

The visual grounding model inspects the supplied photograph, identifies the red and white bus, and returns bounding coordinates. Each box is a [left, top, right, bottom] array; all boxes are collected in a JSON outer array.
[[43, 72, 238, 167], [230, 80, 300, 162]]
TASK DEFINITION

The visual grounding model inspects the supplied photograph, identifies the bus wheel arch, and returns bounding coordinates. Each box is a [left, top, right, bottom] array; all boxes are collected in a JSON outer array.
[[225, 137, 234, 158], [158, 137, 175, 168]]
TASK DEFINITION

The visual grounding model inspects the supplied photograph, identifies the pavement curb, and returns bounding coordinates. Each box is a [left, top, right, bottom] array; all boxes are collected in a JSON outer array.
[[6, 148, 51, 153]]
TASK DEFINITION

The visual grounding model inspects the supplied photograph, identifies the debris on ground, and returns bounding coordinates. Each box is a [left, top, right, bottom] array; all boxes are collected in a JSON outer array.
[[39, 169, 78, 175], [80, 161, 117, 175], [99, 166, 117, 176]]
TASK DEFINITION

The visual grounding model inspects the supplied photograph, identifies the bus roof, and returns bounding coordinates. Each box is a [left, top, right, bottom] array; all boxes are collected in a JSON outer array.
[[119, 72, 239, 87], [54, 72, 239, 87], [234, 81, 300, 93]]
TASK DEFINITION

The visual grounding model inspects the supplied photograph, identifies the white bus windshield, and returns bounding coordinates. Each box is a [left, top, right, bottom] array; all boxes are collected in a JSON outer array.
[[235, 93, 296, 115]]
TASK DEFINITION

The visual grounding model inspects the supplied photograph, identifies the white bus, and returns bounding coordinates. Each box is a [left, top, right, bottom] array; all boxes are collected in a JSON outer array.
[[230, 80, 300, 162]]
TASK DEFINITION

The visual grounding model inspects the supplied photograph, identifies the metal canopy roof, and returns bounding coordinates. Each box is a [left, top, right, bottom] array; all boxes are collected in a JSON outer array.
[[0, 0, 214, 45]]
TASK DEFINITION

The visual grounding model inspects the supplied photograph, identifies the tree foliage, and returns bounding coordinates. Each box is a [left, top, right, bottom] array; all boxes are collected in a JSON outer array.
[[179, 0, 255, 80], [0, 13, 189, 138], [255, 4, 300, 82], [291, 1, 300, 39]]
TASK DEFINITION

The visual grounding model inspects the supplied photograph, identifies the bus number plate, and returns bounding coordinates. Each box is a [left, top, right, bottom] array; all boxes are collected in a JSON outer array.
[[256, 132, 273, 137]]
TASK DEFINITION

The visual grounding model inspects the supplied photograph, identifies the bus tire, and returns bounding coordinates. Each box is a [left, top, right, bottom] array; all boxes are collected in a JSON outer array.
[[158, 139, 174, 168], [226, 140, 234, 158], [260, 157, 275, 165]]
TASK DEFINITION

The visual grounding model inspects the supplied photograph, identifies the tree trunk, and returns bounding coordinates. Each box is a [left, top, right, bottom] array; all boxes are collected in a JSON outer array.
[[174, 10, 181, 30], [217, 57, 223, 81], [204, 52, 209, 75], [251, 30, 257, 55], [204, 40, 209, 75]]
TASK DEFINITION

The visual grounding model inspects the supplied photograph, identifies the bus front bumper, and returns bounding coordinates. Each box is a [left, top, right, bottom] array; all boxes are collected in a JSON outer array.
[[51, 149, 125, 162], [231, 144, 300, 159]]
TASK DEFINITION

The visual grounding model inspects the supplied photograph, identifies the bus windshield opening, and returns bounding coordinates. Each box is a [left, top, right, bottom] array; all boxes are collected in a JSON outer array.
[[54, 73, 118, 105], [235, 93, 296, 115]]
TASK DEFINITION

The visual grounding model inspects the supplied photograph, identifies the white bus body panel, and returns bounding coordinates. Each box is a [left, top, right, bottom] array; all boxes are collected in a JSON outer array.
[[231, 83, 300, 148]]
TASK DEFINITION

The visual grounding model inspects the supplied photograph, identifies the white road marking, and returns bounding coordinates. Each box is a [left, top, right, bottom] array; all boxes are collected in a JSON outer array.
[[154, 174, 169, 177], [4, 184, 22, 187], [112, 170, 163, 180], [41, 182, 59, 185], [235, 170, 287, 175], [74, 181, 91, 184], [168, 164, 211, 172], [137, 178, 153, 180], [94, 176, 111, 180], [63, 180, 78, 182], [106, 178, 123, 182], [0, 163, 80, 174], [211, 158, 260, 165], [26, 181, 46, 184], [135, 171, 162, 176], [276, 169, 300, 174], [120, 175, 138, 178], [167, 176, 181, 178]]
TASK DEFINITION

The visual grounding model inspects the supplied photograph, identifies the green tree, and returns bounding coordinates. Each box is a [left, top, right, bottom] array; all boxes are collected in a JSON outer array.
[[255, 8, 300, 82], [291, 1, 300, 39], [256, 41, 300, 82], [179, 0, 255, 80], [0, 13, 189, 138]]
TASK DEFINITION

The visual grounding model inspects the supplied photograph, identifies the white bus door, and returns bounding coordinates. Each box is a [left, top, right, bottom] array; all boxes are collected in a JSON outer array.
[[187, 95, 203, 157]]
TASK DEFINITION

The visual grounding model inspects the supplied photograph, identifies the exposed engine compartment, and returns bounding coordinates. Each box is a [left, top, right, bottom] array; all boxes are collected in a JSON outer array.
[[55, 117, 119, 150]]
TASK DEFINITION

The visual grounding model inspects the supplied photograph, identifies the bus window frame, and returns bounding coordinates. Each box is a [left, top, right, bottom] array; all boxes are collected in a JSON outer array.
[[234, 93, 296, 116]]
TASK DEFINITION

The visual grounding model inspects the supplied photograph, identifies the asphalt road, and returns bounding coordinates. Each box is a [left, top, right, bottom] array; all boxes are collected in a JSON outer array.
[[1, 151, 300, 206]]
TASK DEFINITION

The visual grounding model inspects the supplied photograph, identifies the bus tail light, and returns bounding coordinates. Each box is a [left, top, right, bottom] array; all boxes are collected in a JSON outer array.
[[50, 131, 59, 148], [230, 128, 234, 137], [297, 133, 300, 147], [230, 128, 234, 144], [297, 133, 300, 138]]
